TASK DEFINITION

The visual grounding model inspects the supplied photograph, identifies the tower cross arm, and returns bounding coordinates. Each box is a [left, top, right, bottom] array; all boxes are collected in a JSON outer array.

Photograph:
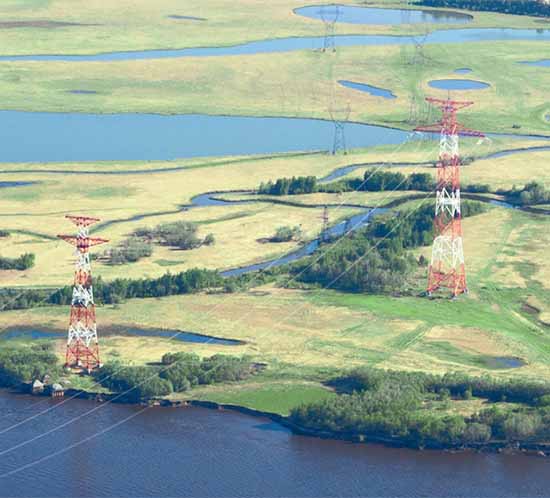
[[57, 235, 109, 247]]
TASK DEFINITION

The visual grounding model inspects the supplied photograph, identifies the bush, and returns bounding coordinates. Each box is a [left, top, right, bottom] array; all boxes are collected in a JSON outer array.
[[269, 226, 302, 243], [0, 230, 10, 238], [104, 237, 153, 265], [0, 253, 35, 271]]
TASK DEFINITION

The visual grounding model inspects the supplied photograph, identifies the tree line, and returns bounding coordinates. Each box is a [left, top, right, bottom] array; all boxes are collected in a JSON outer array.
[[93, 353, 254, 402], [290, 368, 550, 448], [417, 0, 550, 17], [287, 202, 485, 294], [258, 171, 490, 196], [0, 253, 35, 271], [499, 181, 550, 206]]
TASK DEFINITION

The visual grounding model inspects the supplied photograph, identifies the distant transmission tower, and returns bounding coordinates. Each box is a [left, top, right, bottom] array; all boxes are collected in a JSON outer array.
[[58, 215, 108, 372], [415, 98, 484, 298], [320, 4, 340, 52], [410, 31, 429, 66], [328, 103, 351, 154]]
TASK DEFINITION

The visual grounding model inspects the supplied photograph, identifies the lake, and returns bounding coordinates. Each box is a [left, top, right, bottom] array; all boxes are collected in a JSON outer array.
[[0, 391, 549, 497], [0, 112, 409, 163]]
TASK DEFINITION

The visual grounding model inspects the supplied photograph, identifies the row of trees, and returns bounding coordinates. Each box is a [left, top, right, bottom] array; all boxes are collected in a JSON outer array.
[[93, 353, 254, 402], [417, 0, 550, 17], [134, 221, 214, 250], [49, 268, 226, 305], [258, 171, 490, 197], [500, 181, 550, 206], [0, 253, 35, 271], [290, 368, 550, 448]]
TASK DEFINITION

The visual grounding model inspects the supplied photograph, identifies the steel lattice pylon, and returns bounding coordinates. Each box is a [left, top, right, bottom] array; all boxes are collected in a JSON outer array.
[[58, 215, 108, 372], [415, 98, 484, 297]]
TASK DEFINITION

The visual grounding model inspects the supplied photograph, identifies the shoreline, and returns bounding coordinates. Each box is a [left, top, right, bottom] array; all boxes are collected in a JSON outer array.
[[11, 386, 549, 458]]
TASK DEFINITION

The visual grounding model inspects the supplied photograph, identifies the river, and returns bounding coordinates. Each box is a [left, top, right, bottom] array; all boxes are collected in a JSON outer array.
[[0, 391, 549, 497]]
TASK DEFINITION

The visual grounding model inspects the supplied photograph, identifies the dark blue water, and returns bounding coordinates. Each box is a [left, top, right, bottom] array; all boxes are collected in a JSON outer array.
[[428, 79, 490, 90], [0, 112, 409, 163], [0, 29, 549, 61], [295, 5, 472, 25], [339, 80, 396, 99], [520, 59, 550, 67], [1, 392, 549, 498], [0, 181, 35, 188], [0, 328, 240, 346]]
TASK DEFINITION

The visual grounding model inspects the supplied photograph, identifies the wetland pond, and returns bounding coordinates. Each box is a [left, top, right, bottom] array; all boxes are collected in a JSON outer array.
[[339, 80, 396, 99], [0, 111, 409, 163], [428, 79, 490, 90], [295, 5, 472, 25], [1, 328, 242, 346]]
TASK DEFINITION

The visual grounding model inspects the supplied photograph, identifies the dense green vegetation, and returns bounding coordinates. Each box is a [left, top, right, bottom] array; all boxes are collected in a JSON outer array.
[[288, 202, 485, 294], [93, 353, 254, 402], [0, 253, 35, 271], [102, 237, 153, 265], [290, 368, 550, 448], [417, 0, 550, 17], [258, 171, 489, 196], [50, 268, 226, 305], [135, 221, 214, 250], [0, 343, 60, 388], [500, 181, 550, 206], [269, 226, 303, 243]]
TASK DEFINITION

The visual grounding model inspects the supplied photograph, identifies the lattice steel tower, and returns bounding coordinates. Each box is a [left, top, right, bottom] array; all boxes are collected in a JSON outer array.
[[58, 216, 108, 371], [320, 4, 340, 52], [415, 98, 484, 297]]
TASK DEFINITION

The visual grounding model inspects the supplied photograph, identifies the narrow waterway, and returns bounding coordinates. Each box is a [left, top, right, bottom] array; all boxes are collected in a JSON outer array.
[[0, 391, 549, 498], [0, 28, 549, 62]]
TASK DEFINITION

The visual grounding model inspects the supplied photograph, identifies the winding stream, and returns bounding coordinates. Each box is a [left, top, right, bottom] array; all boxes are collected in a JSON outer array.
[[0, 29, 549, 62]]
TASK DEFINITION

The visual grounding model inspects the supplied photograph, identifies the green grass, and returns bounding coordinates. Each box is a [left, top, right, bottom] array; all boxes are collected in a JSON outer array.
[[192, 381, 336, 416], [0, 0, 542, 56], [0, 41, 549, 135]]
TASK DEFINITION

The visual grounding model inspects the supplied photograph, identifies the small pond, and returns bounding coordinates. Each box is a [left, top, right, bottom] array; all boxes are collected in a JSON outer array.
[[338, 80, 396, 99], [520, 59, 550, 67], [1, 328, 242, 346], [428, 79, 490, 90], [454, 68, 472, 74], [483, 356, 526, 369], [294, 5, 472, 25]]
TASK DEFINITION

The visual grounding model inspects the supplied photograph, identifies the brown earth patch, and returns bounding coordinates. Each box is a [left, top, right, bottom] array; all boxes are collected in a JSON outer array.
[[425, 326, 511, 357]]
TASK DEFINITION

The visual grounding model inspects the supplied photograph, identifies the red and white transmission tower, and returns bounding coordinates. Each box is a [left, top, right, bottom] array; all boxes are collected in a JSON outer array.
[[58, 216, 108, 372], [415, 98, 484, 297]]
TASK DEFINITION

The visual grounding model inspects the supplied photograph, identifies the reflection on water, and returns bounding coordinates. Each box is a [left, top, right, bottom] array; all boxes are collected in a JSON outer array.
[[1, 391, 549, 498], [295, 5, 472, 25]]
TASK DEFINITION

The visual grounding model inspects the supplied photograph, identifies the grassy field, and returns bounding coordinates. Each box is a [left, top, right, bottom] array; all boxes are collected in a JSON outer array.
[[1, 0, 549, 416], [0, 0, 543, 56], [1, 205, 548, 414], [0, 138, 546, 287], [0, 41, 549, 135]]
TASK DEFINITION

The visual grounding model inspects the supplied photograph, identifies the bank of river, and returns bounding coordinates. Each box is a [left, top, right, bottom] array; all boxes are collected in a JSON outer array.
[[1, 390, 550, 497]]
